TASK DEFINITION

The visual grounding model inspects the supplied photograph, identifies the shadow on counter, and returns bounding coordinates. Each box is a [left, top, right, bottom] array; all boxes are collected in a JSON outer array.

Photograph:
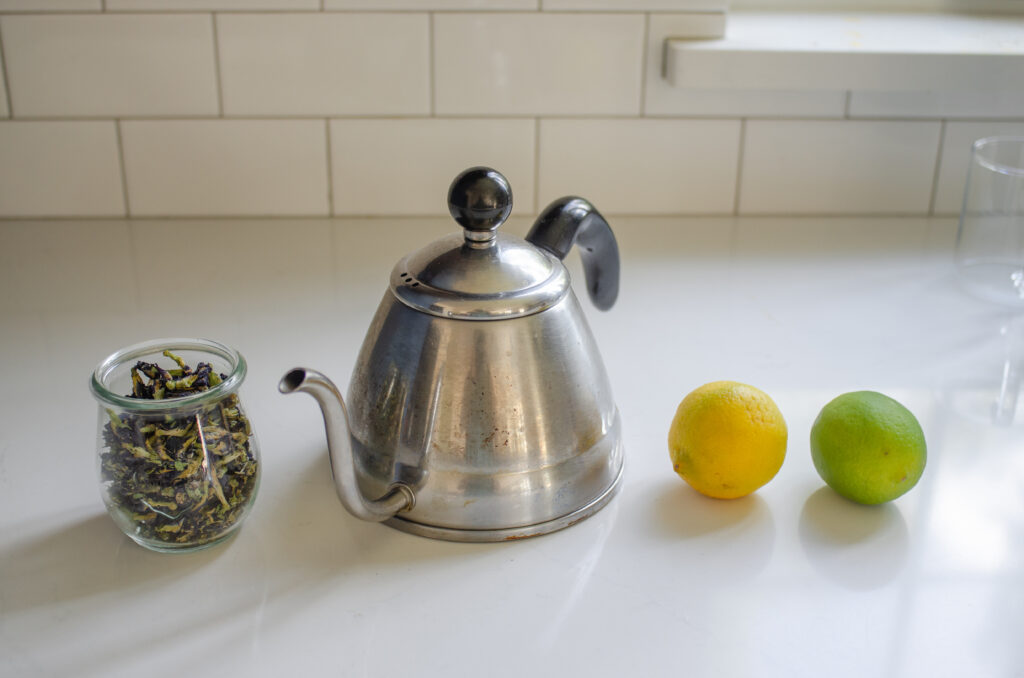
[[0, 509, 230, 618], [649, 481, 776, 580], [798, 486, 910, 591]]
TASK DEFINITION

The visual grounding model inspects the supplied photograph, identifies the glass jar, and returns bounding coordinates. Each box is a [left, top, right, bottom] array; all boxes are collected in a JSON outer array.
[[89, 338, 261, 553], [955, 136, 1024, 306]]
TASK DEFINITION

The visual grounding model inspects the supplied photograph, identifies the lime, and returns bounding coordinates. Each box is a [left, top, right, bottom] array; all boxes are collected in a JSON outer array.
[[668, 381, 788, 499], [810, 391, 926, 505]]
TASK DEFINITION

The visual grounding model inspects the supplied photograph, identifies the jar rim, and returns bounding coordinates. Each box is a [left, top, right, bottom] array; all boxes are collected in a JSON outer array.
[[972, 136, 1024, 177], [89, 337, 246, 412]]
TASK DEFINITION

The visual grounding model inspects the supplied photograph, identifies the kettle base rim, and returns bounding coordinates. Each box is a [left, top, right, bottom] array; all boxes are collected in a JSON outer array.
[[381, 463, 624, 543]]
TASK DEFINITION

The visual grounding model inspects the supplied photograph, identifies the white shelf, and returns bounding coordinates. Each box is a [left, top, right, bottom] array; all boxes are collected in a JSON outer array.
[[664, 12, 1024, 91]]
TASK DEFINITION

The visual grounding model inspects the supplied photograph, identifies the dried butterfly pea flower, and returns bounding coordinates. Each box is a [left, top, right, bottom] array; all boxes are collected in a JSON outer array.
[[99, 350, 259, 547]]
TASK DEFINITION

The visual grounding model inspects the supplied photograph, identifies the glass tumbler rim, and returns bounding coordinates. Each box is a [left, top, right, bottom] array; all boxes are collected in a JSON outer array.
[[90, 337, 247, 412], [972, 136, 1024, 178]]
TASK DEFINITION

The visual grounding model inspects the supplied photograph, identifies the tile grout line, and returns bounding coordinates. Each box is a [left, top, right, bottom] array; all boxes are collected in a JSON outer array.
[[114, 119, 131, 217], [732, 118, 747, 216], [211, 13, 224, 117], [928, 119, 947, 216], [325, 118, 335, 216], [0, 20, 14, 118], [428, 12, 435, 117], [6, 112, 1022, 124], [638, 12, 650, 116], [0, 8, 549, 15], [533, 117, 541, 214]]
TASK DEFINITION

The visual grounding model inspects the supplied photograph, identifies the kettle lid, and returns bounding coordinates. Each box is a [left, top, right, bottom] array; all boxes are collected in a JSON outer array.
[[391, 167, 569, 320]]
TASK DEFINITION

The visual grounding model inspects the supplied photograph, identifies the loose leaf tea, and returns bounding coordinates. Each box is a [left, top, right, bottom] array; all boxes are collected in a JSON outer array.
[[100, 350, 259, 547]]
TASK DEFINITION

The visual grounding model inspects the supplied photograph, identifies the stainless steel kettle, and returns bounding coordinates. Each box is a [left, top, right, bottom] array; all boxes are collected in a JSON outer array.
[[279, 167, 622, 542]]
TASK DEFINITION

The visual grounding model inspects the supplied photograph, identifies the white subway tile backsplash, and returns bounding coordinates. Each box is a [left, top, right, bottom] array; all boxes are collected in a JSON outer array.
[[849, 91, 1024, 119], [121, 120, 329, 216], [933, 121, 1024, 215], [538, 118, 740, 214], [326, 0, 537, 8], [0, 15, 218, 118], [330, 118, 535, 215], [434, 13, 644, 116], [0, 0, 100, 9], [217, 13, 429, 116], [0, 5, 1016, 220], [740, 120, 942, 214], [644, 14, 846, 118], [108, 0, 318, 9], [0, 122, 124, 217]]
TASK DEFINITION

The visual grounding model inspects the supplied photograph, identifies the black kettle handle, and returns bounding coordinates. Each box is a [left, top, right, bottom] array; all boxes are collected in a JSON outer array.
[[526, 197, 619, 311]]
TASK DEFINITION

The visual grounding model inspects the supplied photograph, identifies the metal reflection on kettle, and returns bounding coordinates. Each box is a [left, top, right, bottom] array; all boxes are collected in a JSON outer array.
[[280, 167, 623, 542]]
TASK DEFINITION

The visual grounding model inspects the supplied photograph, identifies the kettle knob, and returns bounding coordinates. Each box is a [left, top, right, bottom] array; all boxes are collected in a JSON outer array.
[[448, 167, 512, 245]]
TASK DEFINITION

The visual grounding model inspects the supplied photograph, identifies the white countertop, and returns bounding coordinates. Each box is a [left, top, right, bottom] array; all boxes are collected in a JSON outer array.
[[1, 216, 1021, 678]]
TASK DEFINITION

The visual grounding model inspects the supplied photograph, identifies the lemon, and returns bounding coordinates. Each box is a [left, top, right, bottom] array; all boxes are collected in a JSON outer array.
[[668, 381, 788, 499], [810, 391, 926, 505]]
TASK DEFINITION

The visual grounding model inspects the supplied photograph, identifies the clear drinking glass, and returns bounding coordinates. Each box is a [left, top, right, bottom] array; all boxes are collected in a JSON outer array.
[[89, 338, 261, 552], [955, 136, 1024, 306]]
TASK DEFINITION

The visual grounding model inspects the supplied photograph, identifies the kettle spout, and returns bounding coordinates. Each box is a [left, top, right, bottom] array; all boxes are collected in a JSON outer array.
[[279, 368, 414, 522]]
